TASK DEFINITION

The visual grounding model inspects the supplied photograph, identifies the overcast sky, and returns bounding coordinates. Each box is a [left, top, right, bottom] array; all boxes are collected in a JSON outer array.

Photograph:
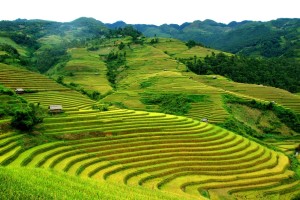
[[1, 0, 299, 25]]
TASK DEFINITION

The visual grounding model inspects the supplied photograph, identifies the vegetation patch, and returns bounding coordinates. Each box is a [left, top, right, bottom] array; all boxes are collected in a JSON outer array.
[[141, 93, 208, 115], [181, 52, 300, 93], [139, 77, 158, 89], [0, 85, 45, 131], [222, 94, 300, 134], [105, 50, 127, 87]]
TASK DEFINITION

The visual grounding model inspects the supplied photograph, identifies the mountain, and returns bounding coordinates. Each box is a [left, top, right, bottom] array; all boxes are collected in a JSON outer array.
[[107, 18, 300, 58]]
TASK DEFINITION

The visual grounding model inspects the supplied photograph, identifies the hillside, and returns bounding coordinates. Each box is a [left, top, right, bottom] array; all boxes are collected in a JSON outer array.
[[0, 64, 299, 200], [0, 18, 300, 200]]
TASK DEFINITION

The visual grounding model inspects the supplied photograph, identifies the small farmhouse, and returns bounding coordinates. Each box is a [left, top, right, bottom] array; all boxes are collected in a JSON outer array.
[[15, 88, 24, 94], [201, 118, 209, 123], [48, 105, 63, 113]]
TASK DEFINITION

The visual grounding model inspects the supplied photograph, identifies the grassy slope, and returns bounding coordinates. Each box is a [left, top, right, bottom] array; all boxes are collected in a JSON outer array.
[[0, 37, 28, 56], [51, 47, 112, 94], [0, 167, 196, 200], [99, 38, 230, 125]]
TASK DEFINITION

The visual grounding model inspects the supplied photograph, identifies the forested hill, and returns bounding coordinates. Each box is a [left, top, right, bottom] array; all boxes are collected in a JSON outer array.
[[1, 17, 299, 59], [106, 18, 300, 58]]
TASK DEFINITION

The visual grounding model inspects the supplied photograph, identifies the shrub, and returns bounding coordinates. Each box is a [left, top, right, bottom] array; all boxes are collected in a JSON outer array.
[[11, 103, 44, 131], [0, 85, 14, 96], [141, 93, 192, 115], [223, 94, 300, 133], [56, 76, 64, 84], [91, 91, 101, 101], [292, 192, 300, 200]]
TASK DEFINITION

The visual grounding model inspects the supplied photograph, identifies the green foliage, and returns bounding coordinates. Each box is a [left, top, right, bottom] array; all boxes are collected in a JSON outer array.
[[273, 106, 300, 133], [10, 33, 40, 50], [223, 94, 300, 133], [107, 26, 142, 40], [220, 117, 262, 139], [141, 93, 190, 115], [291, 192, 300, 200], [0, 85, 29, 119], [185, 40, 204, 49], [139, 77, 158, 89], [199, 189, 210, 199], [182, 52, 300, 93], [150, 38, 159, 44], [56, 75, 64, 84], [105, 50, 126, 87], [11, 103, 44, 131], [187, 94, 210, 102], [87, 46, 99, 51], [0, 43, 19, 57], [34, 45, 69, 73], [91, 91, 101, 101], [111, 102, 128, 109], [140, 81, 153, 89], [135, 18, 300, 59], [0, 85, 14, 96], [118, 42, 125, 50], [92, 104, 109, 111], [141, 93, 209, 115], [0, 43, 21, 64]]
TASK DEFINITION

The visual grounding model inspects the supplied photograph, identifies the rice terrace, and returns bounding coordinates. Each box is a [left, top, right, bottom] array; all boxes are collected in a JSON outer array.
[[0, 17, 300, 200]]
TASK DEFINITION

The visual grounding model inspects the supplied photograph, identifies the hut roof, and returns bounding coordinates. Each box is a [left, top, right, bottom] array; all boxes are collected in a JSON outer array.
[[15, 88, 24, 92], [201, 118, 208, 122], [49, 105, 63, 110]]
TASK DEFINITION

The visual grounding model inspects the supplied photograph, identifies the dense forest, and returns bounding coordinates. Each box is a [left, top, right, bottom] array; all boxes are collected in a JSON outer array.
[[107, 18, 300, 59], [181, 52, 300, 93]]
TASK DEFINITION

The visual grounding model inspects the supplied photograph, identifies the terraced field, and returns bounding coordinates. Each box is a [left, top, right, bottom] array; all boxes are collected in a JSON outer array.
[[188, 95, 229, 123], [48, 47, 112, 94], [1, 37, 300, 199], [0, 63, 67, 91], [152, 38, 228, 59], [193, 75, 300, 114], [1, 108, 299, 199], [0, 36, 28, 56], [0, 63, 97, 111], [99, 42, 230, 123]]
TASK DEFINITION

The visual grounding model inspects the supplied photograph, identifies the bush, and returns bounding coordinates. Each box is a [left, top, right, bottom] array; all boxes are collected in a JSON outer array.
[[292, 192, 300, 200], [11, 103, 44, 131], [0, 85, 14, 96], [141, 93, 192, 115], [56, 76, 64, 84], [223, 94, 300, 133]]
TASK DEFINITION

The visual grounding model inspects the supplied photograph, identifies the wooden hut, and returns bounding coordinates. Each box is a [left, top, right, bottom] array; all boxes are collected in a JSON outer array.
[[15, 88, 24, 94], [48, 105, 63, 113]]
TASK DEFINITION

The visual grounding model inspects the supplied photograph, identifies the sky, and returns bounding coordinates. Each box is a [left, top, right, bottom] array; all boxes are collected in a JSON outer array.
[[1, 0, 299, 25]]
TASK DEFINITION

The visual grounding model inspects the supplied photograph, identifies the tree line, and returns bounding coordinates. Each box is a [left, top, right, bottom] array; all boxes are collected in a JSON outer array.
[[181, 52, 300, 93]]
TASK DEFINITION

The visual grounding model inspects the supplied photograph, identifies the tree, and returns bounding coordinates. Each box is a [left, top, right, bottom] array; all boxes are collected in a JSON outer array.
[[11, 103, 44, 131], [57, 75, 64, 84], [118, 42, 125, 50]]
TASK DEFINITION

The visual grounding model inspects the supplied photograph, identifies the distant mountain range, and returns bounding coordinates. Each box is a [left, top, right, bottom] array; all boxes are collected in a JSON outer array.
[[0, 17, 299, 58], [106, 18, 300, 58]]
